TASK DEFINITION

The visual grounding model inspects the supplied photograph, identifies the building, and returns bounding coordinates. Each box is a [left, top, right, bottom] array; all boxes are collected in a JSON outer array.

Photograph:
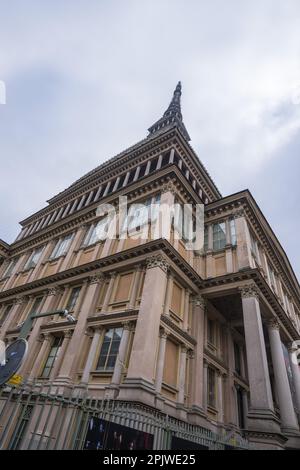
[[0, 83, 300, 450]]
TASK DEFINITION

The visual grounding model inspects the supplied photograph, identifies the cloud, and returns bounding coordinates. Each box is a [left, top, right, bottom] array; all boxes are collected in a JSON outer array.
[[0, 0, 300, 278]]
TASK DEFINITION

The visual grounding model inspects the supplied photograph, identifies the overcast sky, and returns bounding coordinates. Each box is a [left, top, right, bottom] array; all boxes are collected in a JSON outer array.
[[0, 0, 300, 279]]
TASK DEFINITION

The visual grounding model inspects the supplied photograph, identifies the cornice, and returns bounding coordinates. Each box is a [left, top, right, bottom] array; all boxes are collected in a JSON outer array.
[[0, 238, 203, 301], [20, 130, 179, 226], [205, 190, 300, 312], [202, 268, 300, 341], [10, 166, 202, 255], [161, 314, 197, 346]]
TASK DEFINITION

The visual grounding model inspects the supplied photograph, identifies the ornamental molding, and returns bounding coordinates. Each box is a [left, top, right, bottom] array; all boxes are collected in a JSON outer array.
[[13, 296, 26, 305], [239, 283, 260, 300], [233, 208, 246, 219], [161, 181, 177, 195], [46, 286, 61, 297], [287, 342, 299, 354], [89, 273, 105, 285], [122, 320, 135, 332], [193, 295, 206, 310], [146, 254, 169, 273], [267, 318, 281, 331]]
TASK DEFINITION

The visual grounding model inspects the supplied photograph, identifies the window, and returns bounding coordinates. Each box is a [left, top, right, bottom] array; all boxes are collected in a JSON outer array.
[[213, 223, 226, 251], [122, 195, 161, 234], [207, 318, 215, 345], [41, 336, 63, 378], [2, 258, 18, 278], [0, 305, 12, 327], [83, 218, 110, 247], [50, 233, 74, 259], [9, 405, 33, 450], [207, 367, 216, 408], [65, 287, 81, 312], [234, 342, 241, 376], [31, 297, 43, 314], [236, 388, 245, 429], [250, 233, 258, 258], [96, 328, 123, 371], [230, 219, 237, 246], [23, 246, 44, 270]]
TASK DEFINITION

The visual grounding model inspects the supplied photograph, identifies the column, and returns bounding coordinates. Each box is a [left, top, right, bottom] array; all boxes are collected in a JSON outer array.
[[240, 284, 282, 439], [50, 330, 73, 380], [288, 343, 300, 414], [101, 272, 116, 312], [0, 296, 26, 340], [163, 272, 173, 316], [19, 288, 60, 377], [155, 329, 168, 393], [225, 326, 238, 426], [119, 255, 168, 404], [28, 333, 51, 380], [241, 285, 274, 411], [111, 322, 133, 386], [178, 346, 187, 405], [217, 371, 224, 424], [234, 210, 253, 271], [242, 390, 249, 428], [57, 274, 104, 383], [190, 296, 205, 413], [127, 266, 142, 310], [225, 219, 234, 273], [203, 361, 208, 413], [60, 224, 87, 271], [80, 328, 102, 386], [183, 290, 191, 331], [267, 320, 299, 434]]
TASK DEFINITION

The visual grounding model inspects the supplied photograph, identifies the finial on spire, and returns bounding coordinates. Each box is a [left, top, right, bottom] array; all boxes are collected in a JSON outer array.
[[148, 82, 190, 141]]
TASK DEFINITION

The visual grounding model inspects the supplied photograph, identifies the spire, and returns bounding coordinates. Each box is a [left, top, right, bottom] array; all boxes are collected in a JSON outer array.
[[148, 82, 191, 141]]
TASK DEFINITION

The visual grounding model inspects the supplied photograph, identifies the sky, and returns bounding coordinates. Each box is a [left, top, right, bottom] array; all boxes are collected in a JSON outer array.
[[0, 0, 300, 279]]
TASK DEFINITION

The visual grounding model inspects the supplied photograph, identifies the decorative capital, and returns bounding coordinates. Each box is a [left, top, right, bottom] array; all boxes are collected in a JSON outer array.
[[233, 208, 246, 219], [287, 341, 300, 354], [64, 330, 73, 339], [89, 273, 105, 285], [46, 286, 61, 297], [267, 318, 280, 331], [161, 181, 176, 196], [13, 296, 26, 306], [122, 321, 135, 332], [187, 349, 195, 360], [146, 254, 169, 273], [239, 283, 260, 300], [159, 327, 168, 339], [193, 295, 206, 310]]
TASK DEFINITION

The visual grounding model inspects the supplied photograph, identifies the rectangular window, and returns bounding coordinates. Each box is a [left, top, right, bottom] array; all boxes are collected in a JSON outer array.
[[96, 328, 123, 371], [250, 233, 258, 258], [9, 405, 33, 450], [207, 318, 215, 345], [23, 246, 44, 270], [0, 304, 12, 327], [82, 218, 109, 247], [50, 233, 74, 259], [65, 287, 81, 312], [213, 223, 226, 251], [29, 297, 43, 316], [123, 195, 161, 234], [234, 342, 241, 375], [2, 258, 18, 278], [207, 367, 216, 408], [41, 336, 63, 378]]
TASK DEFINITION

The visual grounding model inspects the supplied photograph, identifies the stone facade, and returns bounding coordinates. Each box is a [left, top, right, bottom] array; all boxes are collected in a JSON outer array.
[[0, 83, 300, 450]]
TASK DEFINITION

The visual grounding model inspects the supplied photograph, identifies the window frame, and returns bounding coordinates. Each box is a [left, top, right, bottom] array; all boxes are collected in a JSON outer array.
[[95, 327, 123, 372]]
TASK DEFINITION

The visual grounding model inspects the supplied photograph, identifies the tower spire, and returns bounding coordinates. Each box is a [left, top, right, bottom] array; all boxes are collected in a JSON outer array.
[[148, 82, 191, 141]]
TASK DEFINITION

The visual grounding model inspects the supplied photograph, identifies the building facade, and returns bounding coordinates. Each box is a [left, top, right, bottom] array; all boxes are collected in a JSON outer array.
[[0, 83, 300, 450]]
